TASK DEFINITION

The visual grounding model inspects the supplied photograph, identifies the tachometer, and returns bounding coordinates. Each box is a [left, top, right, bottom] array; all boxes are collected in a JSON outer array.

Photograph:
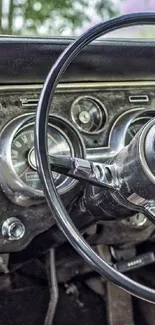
[[11, 123, 73, 192], [125, 116, 151, 145]]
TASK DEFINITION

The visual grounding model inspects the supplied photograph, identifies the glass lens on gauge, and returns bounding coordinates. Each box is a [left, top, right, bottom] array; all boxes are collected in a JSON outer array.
[[125, 117, 151, 145], [11, 124, 72, 191]]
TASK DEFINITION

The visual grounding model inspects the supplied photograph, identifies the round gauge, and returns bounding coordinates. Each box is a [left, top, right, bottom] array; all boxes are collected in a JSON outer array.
[[11, 123, 73, 192], [71, 96, 107, 134], [125, 116, 151, 145]]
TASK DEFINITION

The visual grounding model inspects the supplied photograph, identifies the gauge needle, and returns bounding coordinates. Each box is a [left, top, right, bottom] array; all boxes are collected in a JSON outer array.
[[14, 161, 25, 168], [19, 166, 30, 178]]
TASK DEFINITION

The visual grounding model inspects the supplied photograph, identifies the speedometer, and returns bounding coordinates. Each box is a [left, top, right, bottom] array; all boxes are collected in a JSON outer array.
[[11, 123, 73, 192], [0, 114, 85, 206]]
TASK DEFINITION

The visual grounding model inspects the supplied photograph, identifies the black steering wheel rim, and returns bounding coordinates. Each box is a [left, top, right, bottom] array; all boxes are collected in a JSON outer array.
[[35, 12, 155, 303]]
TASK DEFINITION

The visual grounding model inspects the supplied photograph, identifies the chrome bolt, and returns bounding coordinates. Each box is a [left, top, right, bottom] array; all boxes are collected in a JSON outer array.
[[2, 217, 25, 241]]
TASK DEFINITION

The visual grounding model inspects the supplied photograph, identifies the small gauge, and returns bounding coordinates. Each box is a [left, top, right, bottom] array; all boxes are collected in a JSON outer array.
[[71, 96, 107, 134], [11, 123, 72, 192], [125, 116, 151, 145]]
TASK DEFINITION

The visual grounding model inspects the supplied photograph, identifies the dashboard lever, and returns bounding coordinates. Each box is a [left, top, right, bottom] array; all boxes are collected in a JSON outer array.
[[48, 155, 119, 189]]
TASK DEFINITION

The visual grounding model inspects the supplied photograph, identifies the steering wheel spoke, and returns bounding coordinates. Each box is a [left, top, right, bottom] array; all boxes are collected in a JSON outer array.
[[48, 154, 119, 190]]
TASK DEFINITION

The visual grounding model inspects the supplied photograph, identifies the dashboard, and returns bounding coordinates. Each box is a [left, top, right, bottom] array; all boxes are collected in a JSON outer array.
[[0, 81, 155, 206], [0, 37, 155, 254]]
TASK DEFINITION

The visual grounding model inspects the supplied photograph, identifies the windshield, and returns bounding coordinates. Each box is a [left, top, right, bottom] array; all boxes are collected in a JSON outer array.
[[1, 0, 155, 38]]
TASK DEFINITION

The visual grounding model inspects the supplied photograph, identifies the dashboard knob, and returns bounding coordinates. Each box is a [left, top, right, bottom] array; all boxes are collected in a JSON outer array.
[[1, 217, 25, 241]]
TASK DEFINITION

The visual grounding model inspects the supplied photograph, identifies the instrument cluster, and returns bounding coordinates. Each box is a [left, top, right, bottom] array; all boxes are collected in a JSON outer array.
[[0, 90, 154, 207]]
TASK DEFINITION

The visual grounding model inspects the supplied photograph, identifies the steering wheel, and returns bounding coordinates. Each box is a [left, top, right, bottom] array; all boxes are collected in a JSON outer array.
[[35, 13, 155, 303]]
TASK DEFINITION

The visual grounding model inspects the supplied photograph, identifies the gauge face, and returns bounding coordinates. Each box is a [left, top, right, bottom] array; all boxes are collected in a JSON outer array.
[[71, 96, 107, 134], [11, 123, 72, 191], [125, 116, 151, 145]]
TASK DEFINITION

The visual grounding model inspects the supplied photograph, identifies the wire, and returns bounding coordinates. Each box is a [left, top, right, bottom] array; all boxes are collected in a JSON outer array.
[[44, 249, 59, 325]]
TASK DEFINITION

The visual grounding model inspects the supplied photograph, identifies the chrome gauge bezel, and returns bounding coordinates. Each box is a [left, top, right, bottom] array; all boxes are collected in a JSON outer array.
[[11, 121, 75, 196], [71, 95, 108, 135], [0, 113, 85, 206]]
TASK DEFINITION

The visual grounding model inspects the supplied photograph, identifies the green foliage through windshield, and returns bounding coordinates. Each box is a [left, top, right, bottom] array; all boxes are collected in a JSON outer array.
[[0, 0, 120, 36], [0, 0, 155, 37]]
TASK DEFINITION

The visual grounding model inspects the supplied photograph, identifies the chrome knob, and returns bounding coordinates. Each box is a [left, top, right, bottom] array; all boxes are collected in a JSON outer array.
[[79, 111, 91, 124], [2, 217, 25, 241]]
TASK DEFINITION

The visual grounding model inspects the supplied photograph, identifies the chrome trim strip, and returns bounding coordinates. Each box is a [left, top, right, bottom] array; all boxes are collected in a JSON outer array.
[[0, 80, 155, 92], [129, 95, 149, 103]]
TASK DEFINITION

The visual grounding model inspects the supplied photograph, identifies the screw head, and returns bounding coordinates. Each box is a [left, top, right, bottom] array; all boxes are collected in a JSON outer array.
[[2, 217, 25, 241]]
